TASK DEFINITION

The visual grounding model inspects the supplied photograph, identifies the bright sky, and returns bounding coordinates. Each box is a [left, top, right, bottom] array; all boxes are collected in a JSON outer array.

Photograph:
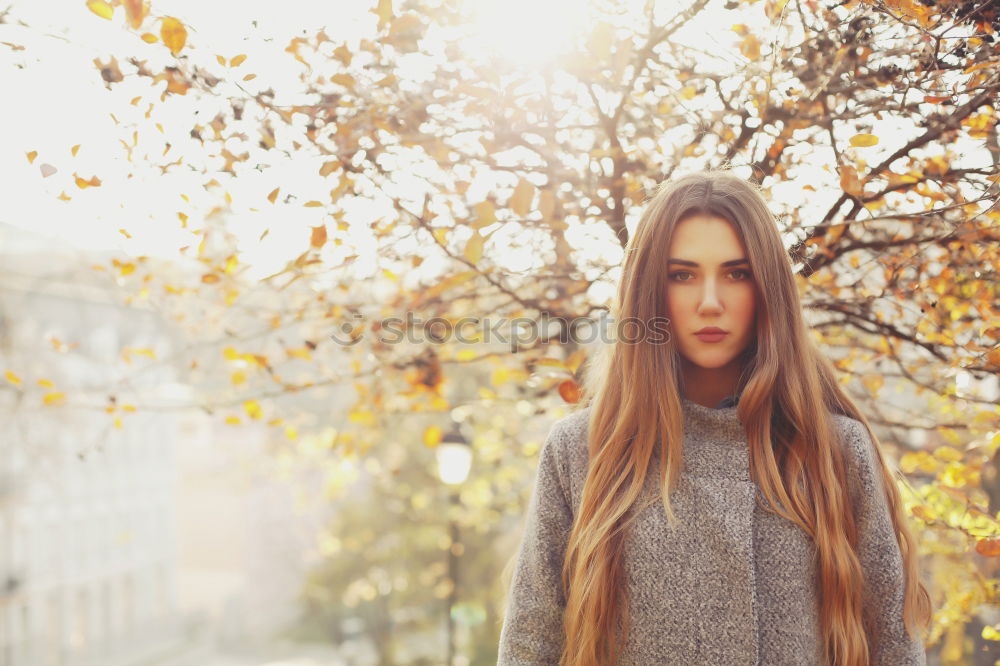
[[0, 0, 989, 288]]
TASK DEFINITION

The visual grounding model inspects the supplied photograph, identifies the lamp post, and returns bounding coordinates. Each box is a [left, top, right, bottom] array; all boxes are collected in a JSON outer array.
[[435, 424, 472, 666]]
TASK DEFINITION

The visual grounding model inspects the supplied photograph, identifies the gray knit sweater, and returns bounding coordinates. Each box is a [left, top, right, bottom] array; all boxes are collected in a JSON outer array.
[[497, 398, 927, 665]]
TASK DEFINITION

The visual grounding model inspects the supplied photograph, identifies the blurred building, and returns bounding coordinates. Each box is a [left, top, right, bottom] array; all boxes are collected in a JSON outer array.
[[0, 222, 187, 666]]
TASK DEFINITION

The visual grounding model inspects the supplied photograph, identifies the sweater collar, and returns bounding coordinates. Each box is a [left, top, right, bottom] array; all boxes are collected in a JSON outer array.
[[680, 395, 745, 443]]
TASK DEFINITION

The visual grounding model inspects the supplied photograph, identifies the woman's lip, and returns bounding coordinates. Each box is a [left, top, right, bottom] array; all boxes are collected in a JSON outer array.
[[694, 332, 728, 342]]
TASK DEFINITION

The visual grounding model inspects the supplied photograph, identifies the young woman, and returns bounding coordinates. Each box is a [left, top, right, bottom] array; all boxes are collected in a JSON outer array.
[[497, 171, 932, 665]]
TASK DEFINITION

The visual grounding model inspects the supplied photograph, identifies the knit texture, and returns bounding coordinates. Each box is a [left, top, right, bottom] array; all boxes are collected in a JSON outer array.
[[497, 399, 927, 665]]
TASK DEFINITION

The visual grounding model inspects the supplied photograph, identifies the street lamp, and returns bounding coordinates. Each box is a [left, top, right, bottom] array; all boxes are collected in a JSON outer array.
[[435, 424, 471, 666]]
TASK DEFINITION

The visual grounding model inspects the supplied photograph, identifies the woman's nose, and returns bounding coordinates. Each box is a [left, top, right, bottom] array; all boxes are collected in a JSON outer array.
[[697, 281, 723, 313]]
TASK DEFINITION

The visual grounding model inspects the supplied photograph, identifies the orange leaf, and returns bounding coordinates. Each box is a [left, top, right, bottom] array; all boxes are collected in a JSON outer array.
[[122, 0, 148, 29], [74, 174, 101, 188], [25, 151, 37, 164], [267, 187, 279, 204], [229, 54, 247, 67], [310, 225, 327, 249], [243, 73, 256, 81], [976, 537, 1000, 557], [86, 0, 114, 20], [559, 379, 581, 404], [838, 165, 862, 197], [140, 32, 158, 43], [216, 54, 226, 66], [160, 16, 187, 55], [319, 160, 340, 177], [71, 144, 81, 156], [303, 200, 323, 207]]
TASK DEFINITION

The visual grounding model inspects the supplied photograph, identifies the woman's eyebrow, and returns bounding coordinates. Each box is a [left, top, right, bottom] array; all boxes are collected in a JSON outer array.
[[667, 258, 749, 267]]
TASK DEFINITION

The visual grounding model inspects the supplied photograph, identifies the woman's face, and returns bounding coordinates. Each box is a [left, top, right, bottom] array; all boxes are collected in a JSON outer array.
[[665, 214, 757, 380]]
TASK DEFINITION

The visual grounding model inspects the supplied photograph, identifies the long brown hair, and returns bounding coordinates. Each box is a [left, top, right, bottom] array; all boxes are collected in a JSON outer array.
[[561, 169, 931, 665]]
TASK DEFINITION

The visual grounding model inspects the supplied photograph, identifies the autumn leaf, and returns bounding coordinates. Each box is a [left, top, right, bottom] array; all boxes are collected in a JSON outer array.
[[74, 174, 102, 188], [559, 379, 581, 404], [140, 32, 157, 43], [40, 164, 57, 178], [160, 17, 187, 56], [976, 537, 1000, 557], [304, 200, 323, 207], [4, 370, 21, 385], [375, 0, 393, 28], [43, 392, 66, 406], [71, 144, 81, 156], [243, 400, 263, 420], [740, 34, 761, 60], [510, 179, 534, 217], [230, 54, 247, 67], [25, 151, 37, 164], [423, 425, 442, 448], [850, 133, 879, 147], [267, 187, 279, 204], [319, 160, 340, 177], [311, 225, 328, 249], [472, 201, 496, 228], [838, 164, 863, 197], [123, 0, 148, 30], [86, 0, 114, 20], [464, 232, 484, 263]]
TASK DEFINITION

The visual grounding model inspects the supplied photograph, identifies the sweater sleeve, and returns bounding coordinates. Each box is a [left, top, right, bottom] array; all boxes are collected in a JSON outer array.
[[842, 418, 927, 666], [497, 419, 574, 666]]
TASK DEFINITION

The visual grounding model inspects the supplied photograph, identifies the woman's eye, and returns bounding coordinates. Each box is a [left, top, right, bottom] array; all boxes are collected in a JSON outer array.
[[669, 272, 692, 281], [730, 269, 752, 280]]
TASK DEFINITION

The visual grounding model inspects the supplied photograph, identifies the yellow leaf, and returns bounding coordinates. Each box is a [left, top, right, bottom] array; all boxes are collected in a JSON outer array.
[[243, 73, 256, 81], [538, 189, 555, 220], [37, 378, 54, 388], [680, 85, 697, 100], [267, 187, 279, 204], [510, 179, 534, 217], [285, 425, 298, 440], [121, 404, 136, 412], [113, 416, 123, 429], [225, 416, 242, 425], [375, 0, 393, 28], [4, 370, 21, 385], [331, 73, 355, 88], [850, 133, 879, 147], [87, 0, 114, 20], [423, 425, 442, 448], [861, 373, 883, 394], [472, 201, 496, 228], [160, 16, 187, 56], [140, 32, 158, 43], [319, 160, 340, 177], [43, 392, 66, 406], [244, 400, 263, 420], [216, 54, 226, 66], [26, 151, 37, 164], [75, 174, 102, 189], [464, 232, 484, 263], [58, 191, 71, 201], [304, 200, 323, 207], [119, 228, 132, 239], [229, 54, 247, 67], [71, 144, 80, 156], [740, 34, 761, 60]]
